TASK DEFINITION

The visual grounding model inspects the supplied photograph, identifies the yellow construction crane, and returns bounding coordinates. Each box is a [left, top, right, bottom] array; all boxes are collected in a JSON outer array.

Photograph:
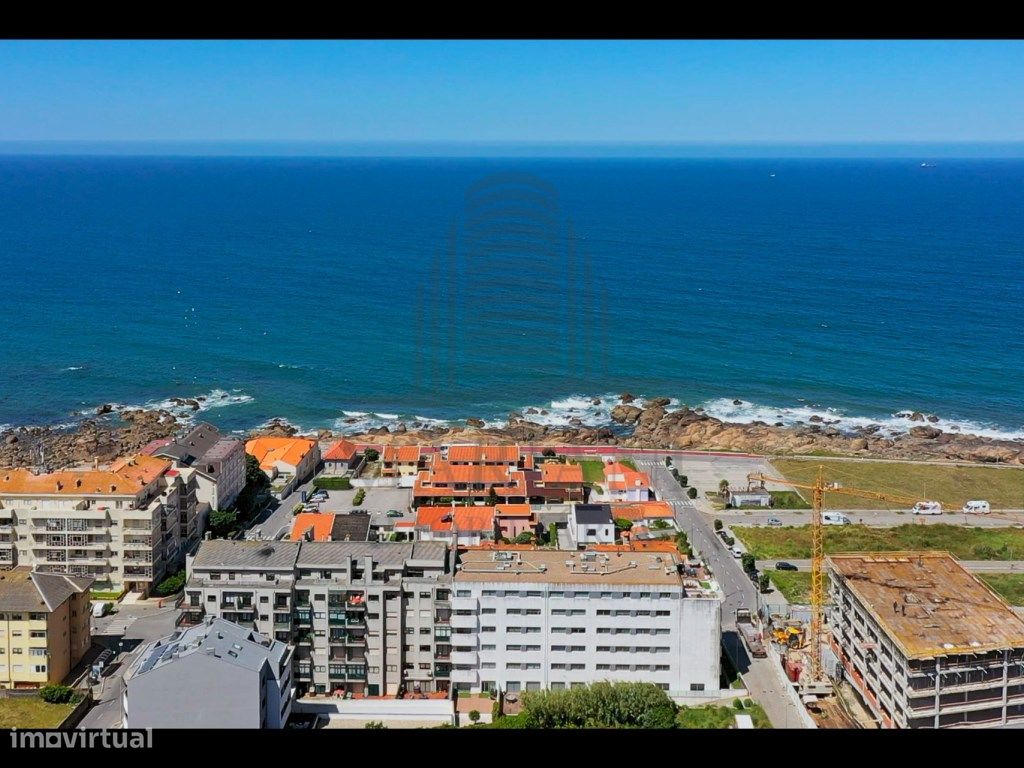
[[746, 468, 924, 686]]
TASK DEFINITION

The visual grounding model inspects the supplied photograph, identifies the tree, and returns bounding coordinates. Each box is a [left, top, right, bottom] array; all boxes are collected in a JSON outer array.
[[758, 573, 771, 593], [650, 519, 670, 530], [487, 486, 498, 506], [664, 456, 672, 467], [514, 531, 535, 545], [468, 710, 481, 724], [542, 448, 557, 458], [364, 720, 386, 729], [713, 519, 723, 531], [153, 570, 185, 597], [364, 448, 380, 462], [614, 518, 633, 531], [209, 508, 239, 538], [233, 453, 271, 520], [520, 682, 677, 729], [678, 475, 688, 487], [718, 479, 730, 497], [547, 523, 558, 547], [687, 487, 698, 500], [353, 489, 366, 506], [741, 552, 755, 573]]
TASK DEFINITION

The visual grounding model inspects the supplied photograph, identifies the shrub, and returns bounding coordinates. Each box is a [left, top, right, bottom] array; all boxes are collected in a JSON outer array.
[[542, 448, 557, 458], [521, 681, 677, 729], [353, 489, 366, 506], [153, 570, 185, 597], [208, 508, 239, 538], [40, 684, 76, 704], [547, 523, 558, 547], [719, 479, 730, 494], [513, 532, 535, 545], [650, 519, 670, 530], [713, 519, 723, 531], [614, 517, 633, 531], [292, 503, 304, 515], [364, 720, 386, 729], [723, 535, 735, 547], [733, 698, 745, 710], [740, 553, 755, 573], [687, 487, 698, 499], [758, 573, 771, 593], [314, 476, 352, 490], [468, 710, 481, 723], [363, 448, 380, 462]]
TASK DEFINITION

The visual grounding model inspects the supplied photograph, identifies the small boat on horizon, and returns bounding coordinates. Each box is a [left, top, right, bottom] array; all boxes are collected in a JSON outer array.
[[920, 162, 937, 168]]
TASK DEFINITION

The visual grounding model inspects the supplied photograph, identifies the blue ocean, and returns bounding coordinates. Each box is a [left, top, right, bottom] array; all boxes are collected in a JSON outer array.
[[0, 156, 1022, 439]]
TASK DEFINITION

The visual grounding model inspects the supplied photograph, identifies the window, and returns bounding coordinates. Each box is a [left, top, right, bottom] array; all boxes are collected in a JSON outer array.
[[481, 626, 495, 633], [456, 590, 471, 598], [259, 595, 269, 603], [29, 630, 46, 639], [481, 607, 496, 615]]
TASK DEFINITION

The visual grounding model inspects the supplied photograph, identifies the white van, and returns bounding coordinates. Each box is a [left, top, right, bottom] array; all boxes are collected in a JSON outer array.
[[962, 500, 991, 515], [912, 501, 943, 515], [822, 513, 851, 526]]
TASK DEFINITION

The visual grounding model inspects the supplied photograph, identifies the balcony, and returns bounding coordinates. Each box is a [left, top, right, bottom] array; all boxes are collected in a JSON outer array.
[[450, 635, 478, 650], [451, 614, 477, 630], [450, 668, 479, 684], [451, 650, 478, 665], [451, 596, 478, 611]]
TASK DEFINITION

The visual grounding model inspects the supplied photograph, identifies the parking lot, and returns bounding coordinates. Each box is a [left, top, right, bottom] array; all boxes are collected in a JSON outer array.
[[304, 486, 414, 530], [671, 455, 791, 495]]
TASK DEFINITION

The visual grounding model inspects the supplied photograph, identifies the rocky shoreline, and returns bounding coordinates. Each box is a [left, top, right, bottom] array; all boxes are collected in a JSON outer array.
[[3, 395, 1023, 470]]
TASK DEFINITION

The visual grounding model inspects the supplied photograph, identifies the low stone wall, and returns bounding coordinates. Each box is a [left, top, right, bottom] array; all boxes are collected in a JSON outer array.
[[293, 697, 454, 726]]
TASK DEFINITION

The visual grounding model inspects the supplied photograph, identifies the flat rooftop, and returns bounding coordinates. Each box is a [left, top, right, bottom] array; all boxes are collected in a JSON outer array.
[[455, 548, 684, 586], [828, 551, 1024, 660]]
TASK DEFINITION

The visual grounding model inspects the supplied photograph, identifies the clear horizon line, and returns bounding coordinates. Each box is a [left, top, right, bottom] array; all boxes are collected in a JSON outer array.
[[2, 139, 1024, 159]]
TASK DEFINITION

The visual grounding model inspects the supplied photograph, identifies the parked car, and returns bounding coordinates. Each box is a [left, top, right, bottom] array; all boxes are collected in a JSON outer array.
[[731, 546, 743, 559], [766, 517, 783, 526], [962, 500, 991, 515], [386, 509, 404, 518], [92, 601, 113, 618], [746, 568, 760, 584], [822, 512, 852, 525], [775, 561, 799, 572]]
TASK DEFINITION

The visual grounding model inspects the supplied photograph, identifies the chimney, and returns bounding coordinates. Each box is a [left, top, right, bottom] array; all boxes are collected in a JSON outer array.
[[93, 457, 99, 470]]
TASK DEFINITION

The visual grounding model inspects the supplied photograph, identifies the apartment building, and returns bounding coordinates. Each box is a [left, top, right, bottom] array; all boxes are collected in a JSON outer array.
[[0, 455, 193, 593], [451, 548, 721, 697], [183, 539, 452, 697], [124, 617, 293, 728], [146, 422, 247, 521], [827, 552, 1024, 728], [0, 567, 92, 689]]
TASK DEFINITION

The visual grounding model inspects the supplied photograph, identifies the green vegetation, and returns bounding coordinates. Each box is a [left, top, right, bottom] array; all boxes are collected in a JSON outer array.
[[513, 532, 535, 544], [487, 486, 499, 506], [468, 710, 481, 723], [765, 570, 827, 604], [363, 448, 380, 462], [90, 588, 126, 601], [772, 458, 1024, 510], [547, 523, 558, 547], [687, 486, 698, 499], [758, 572, 771, 593], [521, 682, 677, 729], [734, 524, 1024, 561], [713, 519, 723, 531], [313, 476, 352, 490], [740, 552, 755, 573], [542, 448, 557, 458], [39, 684, 79, 704], [650, 519, 671, 530], [573, 460, 607, 484], [978, 574, 1024, 606], [235, 453, 272, 518], [614, 517, 633, 531], [208, 508, 240, 538], [769, 491, 811, 510], [675, 531, 692, 557], [0, 696, 78, 728], [352, 489, 366, 506], [152, 570, 185, 597], [677, 699, 771, 729], [364, 720, 386, 729]]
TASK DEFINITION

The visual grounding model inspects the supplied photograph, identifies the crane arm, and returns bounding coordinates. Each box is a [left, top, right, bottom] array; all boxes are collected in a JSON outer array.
[[747, 472, 924, 507]]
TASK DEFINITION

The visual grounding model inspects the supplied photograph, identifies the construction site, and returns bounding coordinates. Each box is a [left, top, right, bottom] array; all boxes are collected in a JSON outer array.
[[740, 467, 1024, 729]]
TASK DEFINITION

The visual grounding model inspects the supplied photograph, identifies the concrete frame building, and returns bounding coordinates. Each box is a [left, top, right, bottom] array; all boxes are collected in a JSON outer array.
[[123, 617, 293, 728], [827, 552, 1024, 729], [0, 455, 194, 594], [182, 539, 452, 697], [0, 567, 93, 689], [451, 549, 721, 697]]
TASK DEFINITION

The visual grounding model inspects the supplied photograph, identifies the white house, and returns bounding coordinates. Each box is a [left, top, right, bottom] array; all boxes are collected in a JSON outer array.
[[567, 504, 615, 547], [602, 462, 651, 503]]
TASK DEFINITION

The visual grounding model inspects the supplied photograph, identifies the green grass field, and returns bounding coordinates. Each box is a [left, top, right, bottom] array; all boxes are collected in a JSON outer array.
[[978, 574, 1024, 606], [571, 458, 636, 483], [677, 700, 772, 729], [0, 697, 77, 728], [771, 458, 1024, 510], [733, 524, 1024, 561]]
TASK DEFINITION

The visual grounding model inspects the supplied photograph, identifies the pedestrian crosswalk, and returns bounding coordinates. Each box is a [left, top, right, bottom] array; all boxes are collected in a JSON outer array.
[[94, 615, 137, 637]]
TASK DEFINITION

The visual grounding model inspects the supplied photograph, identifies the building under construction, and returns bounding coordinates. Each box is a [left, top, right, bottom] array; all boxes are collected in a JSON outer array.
[[827, 551, 1024, 729]]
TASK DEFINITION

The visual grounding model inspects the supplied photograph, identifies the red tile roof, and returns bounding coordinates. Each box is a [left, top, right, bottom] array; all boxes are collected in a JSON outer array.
[[382, 445, 422, 464], [608, 501, 674, 521], [415, 505, 495, 532], [323, 439, 358, 461], [494, 504, 533, 518], [447, 445, 520, 464], [540, 463, 584, 484], [603, 462, 651, 491], [290, 513, 335, 542]]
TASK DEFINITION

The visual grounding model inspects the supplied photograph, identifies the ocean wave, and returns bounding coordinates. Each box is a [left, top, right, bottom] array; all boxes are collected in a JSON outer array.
[[700, 398, 1024, 442], [62, 366, 84, 372], [79, 389, 255, 423]]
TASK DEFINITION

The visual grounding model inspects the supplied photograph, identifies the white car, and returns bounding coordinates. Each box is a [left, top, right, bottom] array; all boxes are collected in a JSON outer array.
[[912, 501, 943, 515], [731, 546, 743, 559], [962, 500, 991, 515]]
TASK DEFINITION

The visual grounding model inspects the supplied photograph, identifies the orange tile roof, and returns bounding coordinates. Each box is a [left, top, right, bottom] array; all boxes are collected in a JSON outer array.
[[415, 506, 457, 533], [0, 455, 171, 496], [454, 507, 496, 532], [323, 439, 358, 461], [589, 541, 679, 553], [608, 501, 674, 522], [603, 462, 650, 491], [414, 505, 496, 533], [494, 504, 533, 518], [245, 437, 316, 471], [289, 513, 336, 542], [540, 463, 584, 484], [382, 445, 422, 464], [447, 445, 520, 464], [419, 462, 515, 485]]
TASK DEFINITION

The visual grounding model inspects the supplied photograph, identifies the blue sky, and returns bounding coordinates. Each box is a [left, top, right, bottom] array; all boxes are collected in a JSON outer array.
[[1, 40, 1023, 151]]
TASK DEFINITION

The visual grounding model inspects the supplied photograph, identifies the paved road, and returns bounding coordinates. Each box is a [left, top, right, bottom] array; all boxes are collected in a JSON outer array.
[[756, 559, 1024, 574], [639, 458, 810, 728], [78, 603, 183, 729], [247, 477, 318, 540], [718, 509, 1024, 527]]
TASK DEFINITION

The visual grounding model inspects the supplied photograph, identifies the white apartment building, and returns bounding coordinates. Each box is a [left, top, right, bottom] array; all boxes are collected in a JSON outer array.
[[0, 455, 192, 594], [451, 549, 721, 698]]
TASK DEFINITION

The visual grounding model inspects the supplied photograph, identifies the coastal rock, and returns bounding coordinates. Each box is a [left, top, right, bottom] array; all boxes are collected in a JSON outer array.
[[648, 397, 672, 408], [733, 399, 743, 406], [908, 412, 925, 422], [610, 405, 643, 425], [526, 408, 539, 414], [394, 423, 408, 434], [4, 434, 17, 445], [466, 418, 485, 428], [926, 414, 940, 423], [619, 393, 636, 404], [909, 425, 942, 439], [508, 411, 524, 421], [850, 438, 869, 451], [569, 417, 584, 427], [808, 415, 823, 423], [591, 398, 601, 406], [96, 403, 113, 416]]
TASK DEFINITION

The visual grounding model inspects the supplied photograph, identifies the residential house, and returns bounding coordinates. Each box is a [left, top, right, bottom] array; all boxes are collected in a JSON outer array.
[[413, 462, 528, 506], [245, 437, 320, 496], [0, 567, 93, 689], [445, 445, 526, 468], [494, 504, 537, 540], [532, 462, 585, 503], [123, 617, 293, 729], [381, 446, 426, 478], [289, 513, 371, 543], [567, 504, 615, 547], [609, 501, 677, 530], [602, 462, 651, 503], [413, 506, 496, 547], [322, 439, 363, 476]]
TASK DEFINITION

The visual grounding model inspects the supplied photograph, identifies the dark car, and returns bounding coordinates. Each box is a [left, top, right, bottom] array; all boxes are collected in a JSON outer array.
[[386, 509, 404, 518], [746, 568, 760, 583], [775, 561, 799, 572]]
